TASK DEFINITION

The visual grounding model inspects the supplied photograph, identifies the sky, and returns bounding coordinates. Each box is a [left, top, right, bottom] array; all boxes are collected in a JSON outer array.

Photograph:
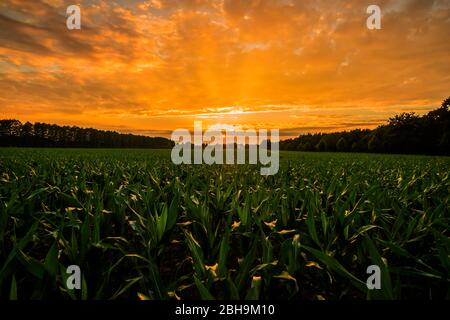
[[0, 0, 449, 138]]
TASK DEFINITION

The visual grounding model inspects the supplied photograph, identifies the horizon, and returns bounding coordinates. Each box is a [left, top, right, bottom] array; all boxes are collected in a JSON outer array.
[[0, 112, 401, 141], [1, 0, 449, 138]]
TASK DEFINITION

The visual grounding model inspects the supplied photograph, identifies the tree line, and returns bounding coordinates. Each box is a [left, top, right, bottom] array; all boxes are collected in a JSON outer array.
[[280, 97, 450, 155], [1, 96, 449, 154], [0, 120, 174, 149]]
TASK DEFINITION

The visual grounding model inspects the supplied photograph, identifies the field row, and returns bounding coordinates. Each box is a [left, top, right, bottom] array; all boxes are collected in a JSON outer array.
[[0, 149, 449, 299]]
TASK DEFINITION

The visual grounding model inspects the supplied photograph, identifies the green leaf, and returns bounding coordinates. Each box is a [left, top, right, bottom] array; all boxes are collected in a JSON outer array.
[[17, 250, 45, 280], [194, 275, 214, 300], [364, 236, 394, 300], [306, 206, 321, 248], [9, 275, 17, 300], [44, 242, 58, 278], [245, 276, 262, 300], [235, 242, 257, 291], [184, 231, 206, 278], [218, 225, 230, 277], [303, 245, 367, 293], [81, 275, 88, 300]]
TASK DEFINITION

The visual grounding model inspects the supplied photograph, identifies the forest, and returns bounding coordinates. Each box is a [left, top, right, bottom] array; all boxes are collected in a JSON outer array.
[[0, 120, 174, 149], [280, 97, 450, 155]]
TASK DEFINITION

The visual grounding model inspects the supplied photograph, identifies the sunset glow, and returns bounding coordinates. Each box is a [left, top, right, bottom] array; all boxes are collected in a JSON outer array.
[[1, 0, 449, 138]]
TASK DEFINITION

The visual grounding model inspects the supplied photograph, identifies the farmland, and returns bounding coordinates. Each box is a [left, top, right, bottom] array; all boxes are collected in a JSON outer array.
[[0, 148, 449, 300]]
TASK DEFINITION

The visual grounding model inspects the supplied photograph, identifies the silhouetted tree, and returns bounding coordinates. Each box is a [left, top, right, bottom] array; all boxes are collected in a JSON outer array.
[[280, 96, 450, 156], [336, 137, 349, 151], [368, 135, 380, 152], [0, 120, 174, 149], [316, 138, 328, 151]]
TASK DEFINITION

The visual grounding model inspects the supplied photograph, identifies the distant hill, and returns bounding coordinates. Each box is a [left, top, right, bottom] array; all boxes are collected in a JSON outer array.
[[0, 120, 174, 149]]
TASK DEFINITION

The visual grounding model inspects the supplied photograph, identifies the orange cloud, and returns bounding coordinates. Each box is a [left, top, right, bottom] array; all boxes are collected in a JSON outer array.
[[0, 0, 449, 138]]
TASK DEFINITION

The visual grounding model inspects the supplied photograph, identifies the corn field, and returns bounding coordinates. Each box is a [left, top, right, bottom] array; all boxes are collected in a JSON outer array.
[[0, 148, 449, 300]]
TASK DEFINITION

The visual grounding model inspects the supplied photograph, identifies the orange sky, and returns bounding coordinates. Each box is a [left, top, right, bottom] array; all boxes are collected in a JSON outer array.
[[0, 0, 449, 138]]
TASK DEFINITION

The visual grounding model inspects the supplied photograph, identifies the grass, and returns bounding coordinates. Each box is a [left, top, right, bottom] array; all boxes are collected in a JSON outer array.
[[0, 148, 449, 300]]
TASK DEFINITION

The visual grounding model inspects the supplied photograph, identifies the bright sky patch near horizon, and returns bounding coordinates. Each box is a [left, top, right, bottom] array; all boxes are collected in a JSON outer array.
[[0, 0, 449, 138]]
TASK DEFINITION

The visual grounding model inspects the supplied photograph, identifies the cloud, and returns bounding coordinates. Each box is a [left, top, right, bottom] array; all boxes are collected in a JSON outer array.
[[0, 0, 449, 137]]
